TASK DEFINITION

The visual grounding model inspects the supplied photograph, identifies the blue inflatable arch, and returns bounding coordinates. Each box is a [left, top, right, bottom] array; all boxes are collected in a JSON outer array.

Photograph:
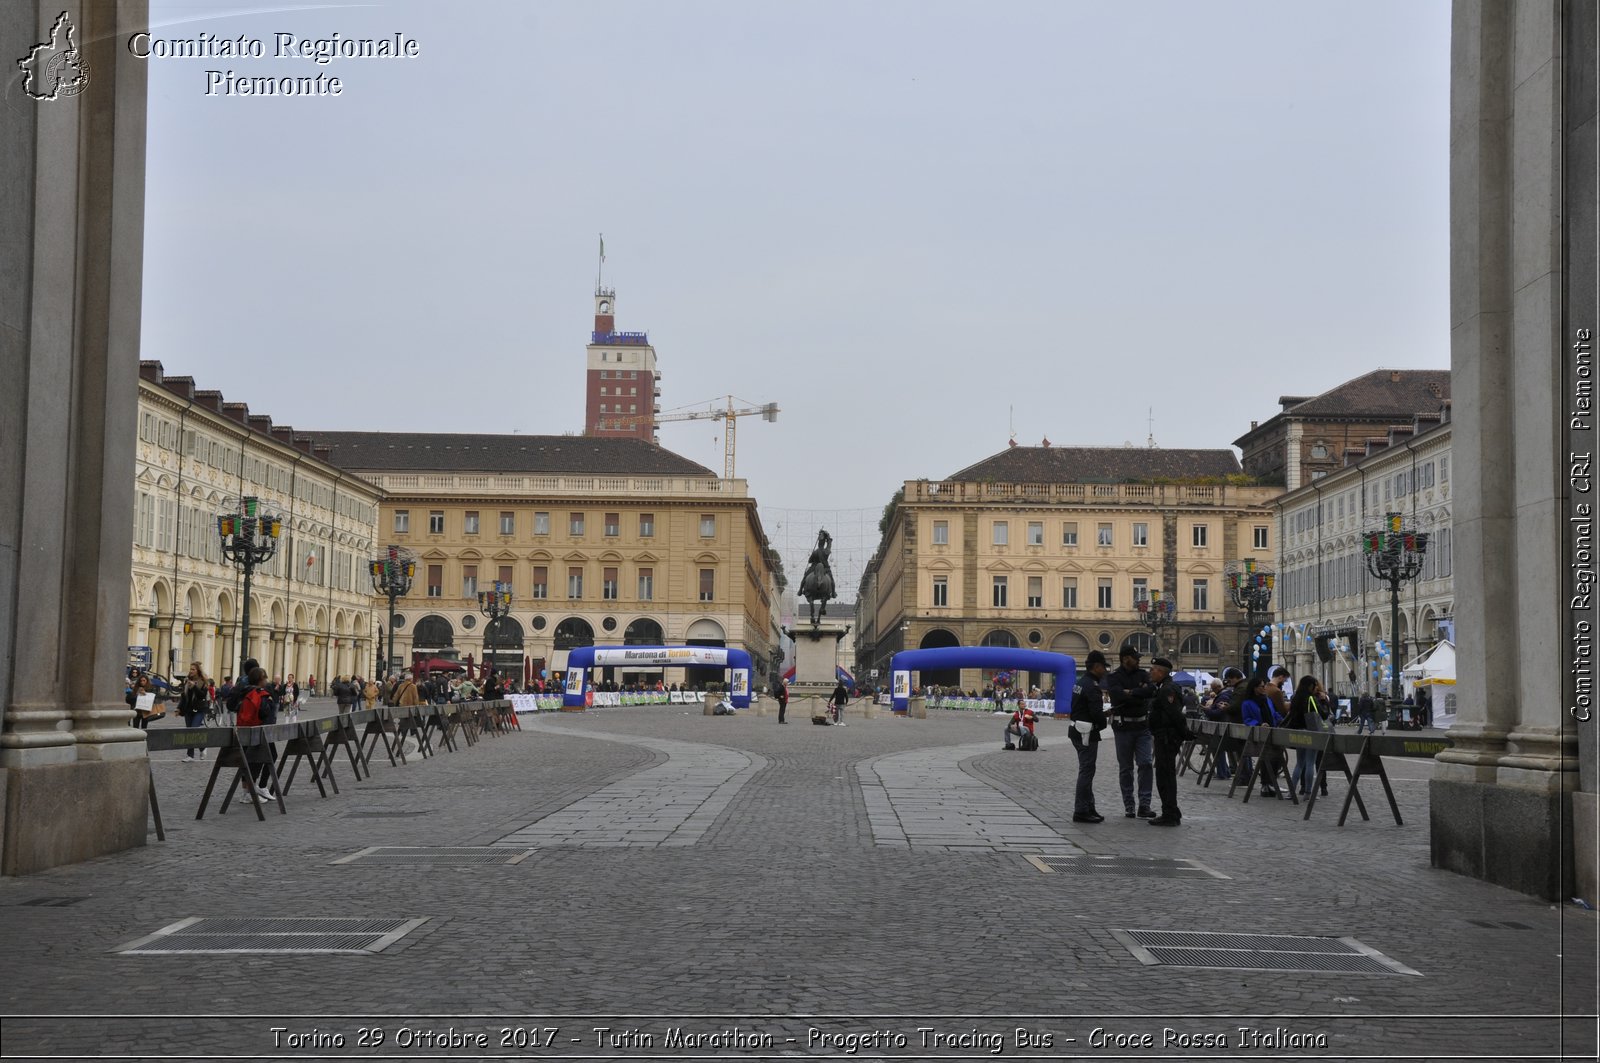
[[889, 646, 1077, 714], [563, 645, 753, 708]]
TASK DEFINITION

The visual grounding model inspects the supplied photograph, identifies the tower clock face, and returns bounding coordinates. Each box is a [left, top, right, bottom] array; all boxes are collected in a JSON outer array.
[[598, 300, 611, 314]]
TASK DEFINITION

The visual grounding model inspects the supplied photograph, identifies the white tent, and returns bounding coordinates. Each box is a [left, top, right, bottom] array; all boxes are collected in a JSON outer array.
[[1402, 640, 1456, 688]]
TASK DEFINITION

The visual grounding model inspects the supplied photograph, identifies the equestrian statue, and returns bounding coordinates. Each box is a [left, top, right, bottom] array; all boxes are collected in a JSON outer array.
[[798, 529, 836, 625]]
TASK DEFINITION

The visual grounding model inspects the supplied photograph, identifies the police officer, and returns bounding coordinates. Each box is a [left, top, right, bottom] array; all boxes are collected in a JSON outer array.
[[1105, 644, 1156, 818], [1147, 657, 1188, 826], [1068, 650, 1110, 822]]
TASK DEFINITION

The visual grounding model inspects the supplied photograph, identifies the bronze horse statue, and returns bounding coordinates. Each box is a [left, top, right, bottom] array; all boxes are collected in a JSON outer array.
[[799, 529, 836, 624]]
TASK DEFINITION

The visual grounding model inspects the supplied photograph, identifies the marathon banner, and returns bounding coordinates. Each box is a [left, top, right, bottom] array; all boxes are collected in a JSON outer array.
[[591, 647, 731, 667]]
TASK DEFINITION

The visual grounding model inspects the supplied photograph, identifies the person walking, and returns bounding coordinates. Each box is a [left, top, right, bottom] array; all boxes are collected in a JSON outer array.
[[1068, 650, 1109, 823], [1355, 691, 1376, 735], [1106, 644, 1156, 818], [829, 681, 849, 726], [772, 678, 788, 724], [332, 674, 358, 713], [176, 661, 210, 761], [1146, 657, 1188, 826]]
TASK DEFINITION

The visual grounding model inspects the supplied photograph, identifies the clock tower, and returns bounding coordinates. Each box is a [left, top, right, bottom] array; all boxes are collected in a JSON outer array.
[[583, 287, 660, 442]]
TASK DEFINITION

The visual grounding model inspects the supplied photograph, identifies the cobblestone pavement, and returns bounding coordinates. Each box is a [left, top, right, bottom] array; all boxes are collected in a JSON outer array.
[[0, 708, 1593, 1063]]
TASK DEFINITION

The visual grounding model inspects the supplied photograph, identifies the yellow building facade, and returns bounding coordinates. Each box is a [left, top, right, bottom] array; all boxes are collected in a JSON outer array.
[[857, 447, 1279, 691], [130, 363, 383, 683], [314, 433, 780, 686]]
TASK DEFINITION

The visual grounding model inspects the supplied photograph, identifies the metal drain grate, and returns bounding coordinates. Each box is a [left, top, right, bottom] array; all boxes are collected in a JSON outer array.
[[1111, 929, 1421, 976], [1026, 855, 1228, 879], [332, 847, 535, 866], [341, 810, 432, 818], [114, 917, 426, 955], [1468, 919, 1533, 930], [18, 896, 90, 907]]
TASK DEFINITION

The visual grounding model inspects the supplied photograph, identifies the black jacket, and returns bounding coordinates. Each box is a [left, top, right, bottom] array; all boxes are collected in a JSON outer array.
[[1069, 672, 1107, 743], [1106, 664, 1154, 731], [1149, 678, 1189, 742]]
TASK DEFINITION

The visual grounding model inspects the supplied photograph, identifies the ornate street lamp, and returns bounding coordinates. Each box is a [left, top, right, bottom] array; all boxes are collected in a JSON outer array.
[[368, 545, 416, 679], [1135, 588, 1177, 657], [216, 496, 283, 679], [1224, 559, 1275, 674], [1362, 511, 1430, 704], [477, 580, 512, 677]]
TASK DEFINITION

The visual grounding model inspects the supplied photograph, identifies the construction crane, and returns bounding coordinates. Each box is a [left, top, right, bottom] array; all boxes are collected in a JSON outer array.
[[613, 396, 778, 479]]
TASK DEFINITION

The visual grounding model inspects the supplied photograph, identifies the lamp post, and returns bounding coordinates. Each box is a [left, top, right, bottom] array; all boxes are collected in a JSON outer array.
[[477, 580, 512, 679], [216, 496, 283, 679], [1362, 512, 1430, 704], [1224, 560, 1275, 675], [1135, 589, 1177, 658], [368, 545, 416, 679]]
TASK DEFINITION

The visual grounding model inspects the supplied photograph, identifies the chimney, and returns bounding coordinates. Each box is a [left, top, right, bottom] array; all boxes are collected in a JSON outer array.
[[139, 360, 164, 383], [248, 414, 274, 436], [1250, 420, 1259, 430], [193, 389, 224, 413], [222, 402, 250, 426], [271, 426, 294, 445], [1390, 370, 1402, 383]]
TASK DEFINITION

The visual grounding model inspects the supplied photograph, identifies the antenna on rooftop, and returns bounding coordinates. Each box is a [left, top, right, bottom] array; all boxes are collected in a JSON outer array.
[[1147, 407, 1157, 449]]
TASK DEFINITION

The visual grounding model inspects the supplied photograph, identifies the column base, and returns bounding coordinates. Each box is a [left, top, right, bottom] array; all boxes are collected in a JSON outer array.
[[2, 759, 148, 876], [1430, 779, 1575, 901], [1575, 791, 1598, 908]]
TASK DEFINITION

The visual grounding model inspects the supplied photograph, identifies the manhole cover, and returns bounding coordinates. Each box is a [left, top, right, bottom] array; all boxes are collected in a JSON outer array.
[[341, 810, 432, 818], [1110, 929, 1421, 976], [332, 847, 535, 866], [17, 897, 90, 907], [114, 917, 426, 955], [1026, 855, 1228, 879]]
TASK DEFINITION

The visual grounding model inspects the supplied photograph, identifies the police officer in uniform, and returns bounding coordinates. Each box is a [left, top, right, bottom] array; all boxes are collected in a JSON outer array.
[[1147, 656, 1189, 826], [1068, 650, 1109, 822], [1105, 644, 1156, 818]]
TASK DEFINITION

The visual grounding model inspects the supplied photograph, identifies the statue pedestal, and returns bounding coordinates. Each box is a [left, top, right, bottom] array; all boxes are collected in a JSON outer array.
[[784, 617, 852, 687]]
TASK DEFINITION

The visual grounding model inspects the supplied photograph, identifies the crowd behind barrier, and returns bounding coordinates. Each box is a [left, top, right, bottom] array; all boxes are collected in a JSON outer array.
[[926, 695, 1059, 715], [1181, 717, 1450, 827], [142, 700, 520, 836]]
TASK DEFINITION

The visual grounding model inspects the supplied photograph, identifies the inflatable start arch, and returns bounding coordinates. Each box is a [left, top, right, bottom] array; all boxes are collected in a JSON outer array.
[[889, 646, 1077, 714], [563, 645, 753, 709]]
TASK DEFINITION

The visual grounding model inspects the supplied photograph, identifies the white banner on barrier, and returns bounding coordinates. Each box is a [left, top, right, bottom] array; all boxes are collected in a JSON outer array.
[[669, 690, 685, 703], [509, 694, 539, 714]]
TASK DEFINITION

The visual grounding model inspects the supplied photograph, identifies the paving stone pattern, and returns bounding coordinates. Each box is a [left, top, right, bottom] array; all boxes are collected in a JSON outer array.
[[492, 721, 766, 848], [859, 744, 1081, 854], [0, 708, 1593, 1062]]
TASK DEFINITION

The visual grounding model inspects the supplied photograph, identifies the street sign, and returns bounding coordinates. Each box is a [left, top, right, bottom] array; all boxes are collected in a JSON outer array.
[[870, 669, 879, 678], [127, 645, 151, 671]]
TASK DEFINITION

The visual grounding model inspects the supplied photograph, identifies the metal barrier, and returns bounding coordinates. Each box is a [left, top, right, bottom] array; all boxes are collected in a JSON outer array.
[[1184, 719, 1451, 826], [143, 701, 519, 838]]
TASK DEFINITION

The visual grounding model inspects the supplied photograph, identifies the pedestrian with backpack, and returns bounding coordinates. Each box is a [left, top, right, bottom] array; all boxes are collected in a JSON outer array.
[[234, 665, 280, 802]]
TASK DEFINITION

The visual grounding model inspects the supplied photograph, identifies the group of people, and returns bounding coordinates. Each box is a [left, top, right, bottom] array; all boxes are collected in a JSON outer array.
[[1065, 646, 1192, 826], [1064, 650, 1354, 827]]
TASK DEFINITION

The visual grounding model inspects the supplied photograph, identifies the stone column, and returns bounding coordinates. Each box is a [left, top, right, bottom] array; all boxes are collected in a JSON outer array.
[[1431, 0, 1590, 901], [1, 0, 150, 873]]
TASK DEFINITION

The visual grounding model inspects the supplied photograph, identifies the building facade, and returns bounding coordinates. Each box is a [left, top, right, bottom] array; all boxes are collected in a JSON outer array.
[[312, 433, 780, 687], [583, 288, 661, 442], [131, 363, 383, 684], [856, 446, 1279, 692], [1234, 369, 1451, 490], [1271, 412, 1454, 699]]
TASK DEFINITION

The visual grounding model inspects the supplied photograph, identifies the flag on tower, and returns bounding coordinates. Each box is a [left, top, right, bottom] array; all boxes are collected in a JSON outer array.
[[599, 234, 605, 262]]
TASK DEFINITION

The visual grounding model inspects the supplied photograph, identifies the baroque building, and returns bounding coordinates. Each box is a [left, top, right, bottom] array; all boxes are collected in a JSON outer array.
[[1271, 390, 1454, 700], [311, 432, 780, 687], [131, 362, 383, 683], [1233, 369, 1451, 490], [856, 446, 1279, 692]]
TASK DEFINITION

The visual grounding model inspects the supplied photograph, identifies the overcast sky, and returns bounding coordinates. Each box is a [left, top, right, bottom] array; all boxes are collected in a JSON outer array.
[[139, 0, 1452, 582]]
